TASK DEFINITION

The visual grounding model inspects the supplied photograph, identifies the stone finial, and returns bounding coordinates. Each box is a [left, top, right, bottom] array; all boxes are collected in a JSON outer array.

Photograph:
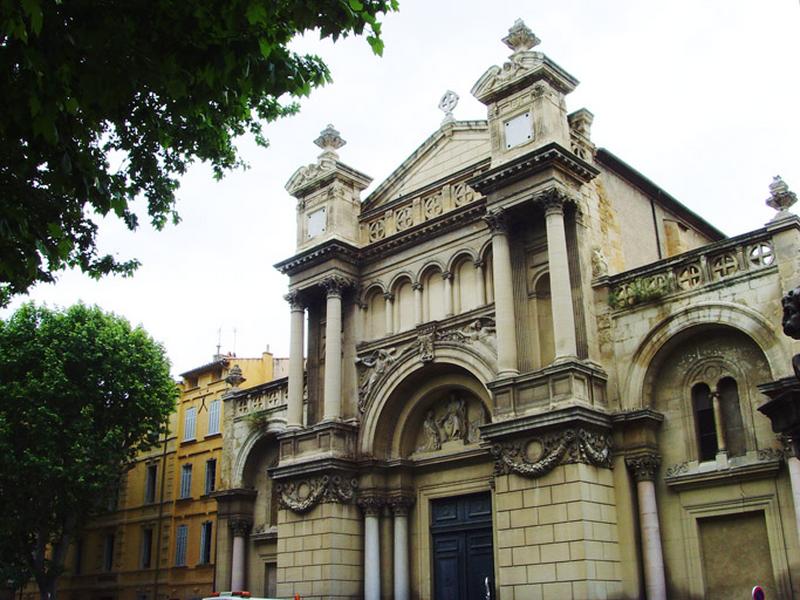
[[314, 124, 346, 160], [438, 90, 460, 125], [225, 364, 246, 389], [502, 19, 541, 54], [766, 175, 797, 218]]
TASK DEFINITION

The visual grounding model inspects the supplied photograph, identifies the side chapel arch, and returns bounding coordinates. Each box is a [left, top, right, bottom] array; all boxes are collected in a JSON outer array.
[[622, 301, 790, 411]]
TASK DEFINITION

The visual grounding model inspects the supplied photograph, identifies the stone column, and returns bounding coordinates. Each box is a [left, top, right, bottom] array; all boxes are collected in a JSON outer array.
[[484, 209, 518, 376], [322, 276, 346, 421], [443, 271, 454, 317], [285, 292, 305, 429], [229, 518, 252, 592], [390, 496, 415, 600], [786, 442, 800, 548], [474, 259, 487, 305], [358, 496, 384, 600], [384, 292, 395, 335], [710, 391, 727, 453], [541, 191, 578, 361], [626, 454, 667, 600], [413, 283, 423, 325]]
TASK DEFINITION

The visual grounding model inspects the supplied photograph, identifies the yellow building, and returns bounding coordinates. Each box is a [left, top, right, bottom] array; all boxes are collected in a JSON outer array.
[[42, 351, 286, 600]]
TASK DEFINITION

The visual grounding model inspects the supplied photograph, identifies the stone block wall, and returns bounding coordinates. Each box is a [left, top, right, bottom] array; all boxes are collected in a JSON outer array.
[[276, 502, 363, 599], [494, 463, 622, 599]]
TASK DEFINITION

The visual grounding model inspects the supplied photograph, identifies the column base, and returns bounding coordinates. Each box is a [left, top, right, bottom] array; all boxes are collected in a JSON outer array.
[[496, 368, 519, 379]]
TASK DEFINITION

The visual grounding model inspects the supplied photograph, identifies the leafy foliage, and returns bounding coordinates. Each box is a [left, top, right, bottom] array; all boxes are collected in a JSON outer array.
[[0, 0, 397, 305], [0, 303, 177, 595]]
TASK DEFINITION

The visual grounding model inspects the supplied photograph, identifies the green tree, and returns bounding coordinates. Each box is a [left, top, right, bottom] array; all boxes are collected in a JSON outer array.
[[0, 0, 397, 305], [0, 303, 177, 599]]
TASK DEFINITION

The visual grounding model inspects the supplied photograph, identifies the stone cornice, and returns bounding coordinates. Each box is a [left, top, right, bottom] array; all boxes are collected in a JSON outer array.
[[274, 239, 361, 276], [480, 404, 612, 441], [663, 457, 782, 491], [469, 142, 599, 194]]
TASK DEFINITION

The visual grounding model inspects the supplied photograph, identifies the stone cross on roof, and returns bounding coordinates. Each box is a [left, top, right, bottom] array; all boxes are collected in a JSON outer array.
[[314, 124, 346, 160], [502, 19, 541, 55], [438, 90, 460, 125]]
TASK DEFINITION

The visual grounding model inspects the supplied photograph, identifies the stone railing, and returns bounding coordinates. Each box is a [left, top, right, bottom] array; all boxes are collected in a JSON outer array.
[[607, 230, 776, 309], [231, 378, 290, 419], [360, 179, 482, 244]]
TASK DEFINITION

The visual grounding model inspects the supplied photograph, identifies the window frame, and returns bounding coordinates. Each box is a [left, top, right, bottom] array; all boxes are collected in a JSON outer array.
[[183, 406, 196, 441], [179, 464, 192, 499]]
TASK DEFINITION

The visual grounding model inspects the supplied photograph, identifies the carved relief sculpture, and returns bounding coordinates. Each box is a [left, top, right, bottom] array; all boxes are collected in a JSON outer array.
[[419, 410, 442, 452], [492, 428, 612, 479], [356, 347, 397, 411], [440, 395, 467, 442], [276, 475, 358, 515]]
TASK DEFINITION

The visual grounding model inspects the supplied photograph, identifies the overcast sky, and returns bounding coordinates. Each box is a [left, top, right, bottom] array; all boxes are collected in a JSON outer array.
[[3, 1, 799, 377]]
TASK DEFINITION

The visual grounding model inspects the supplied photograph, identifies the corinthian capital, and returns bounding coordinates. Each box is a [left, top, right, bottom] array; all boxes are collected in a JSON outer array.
[[229, 517, 253, 536], [625, 452, 661, 482], [284, 290, 305, 310], [537, 188, 573, 215], [483, 208, 508, 234], [320, 275, 352, 297], [357, 494, 385, 517]]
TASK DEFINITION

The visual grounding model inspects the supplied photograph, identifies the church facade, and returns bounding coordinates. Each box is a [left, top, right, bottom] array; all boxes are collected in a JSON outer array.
[[214, 20, 800, 599]]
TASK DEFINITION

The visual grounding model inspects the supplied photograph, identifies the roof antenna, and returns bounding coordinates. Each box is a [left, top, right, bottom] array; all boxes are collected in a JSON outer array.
[[215, 327, 222, 360], [233, 327, 237, 357]]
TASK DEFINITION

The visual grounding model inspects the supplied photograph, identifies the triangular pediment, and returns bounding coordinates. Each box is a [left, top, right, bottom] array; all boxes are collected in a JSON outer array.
[[362, 121, 490, 212]]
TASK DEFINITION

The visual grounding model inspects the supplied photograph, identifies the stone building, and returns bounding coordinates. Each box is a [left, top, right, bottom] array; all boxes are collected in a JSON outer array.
[[214, 20, 800, 600]]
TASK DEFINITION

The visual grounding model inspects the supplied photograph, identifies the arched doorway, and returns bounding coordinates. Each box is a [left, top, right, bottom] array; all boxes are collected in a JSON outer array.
[[366, 362, 497, 600]]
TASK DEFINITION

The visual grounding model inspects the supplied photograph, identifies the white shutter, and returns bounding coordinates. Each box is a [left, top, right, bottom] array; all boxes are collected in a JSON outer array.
[[207, 400, 220, 435], [175, 525, 188, 566], [183, 407, 196, 441]]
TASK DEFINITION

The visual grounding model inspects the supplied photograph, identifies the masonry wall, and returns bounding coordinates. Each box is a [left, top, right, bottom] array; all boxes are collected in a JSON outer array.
[[277, 502, 363, 599], [494, 463, 622, 599]]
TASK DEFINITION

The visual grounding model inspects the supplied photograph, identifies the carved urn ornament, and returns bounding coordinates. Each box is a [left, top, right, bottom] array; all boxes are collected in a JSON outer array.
[[766, 175, 797, 219], [225, 364, 245, 389]]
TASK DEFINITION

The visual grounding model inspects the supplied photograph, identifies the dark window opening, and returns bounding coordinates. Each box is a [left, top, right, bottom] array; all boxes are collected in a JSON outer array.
[[692, 382, 718, 461]]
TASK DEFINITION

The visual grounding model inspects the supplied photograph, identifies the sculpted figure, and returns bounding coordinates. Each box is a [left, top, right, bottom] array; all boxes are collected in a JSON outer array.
[[419, 409, 441, 452], [440, 394, 467, 442], [357, 347, 396, 399]]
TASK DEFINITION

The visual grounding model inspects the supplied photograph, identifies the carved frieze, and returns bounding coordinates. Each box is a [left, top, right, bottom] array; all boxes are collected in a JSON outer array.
[[491, 427, 612, 478], [276, 475, 358, 514]]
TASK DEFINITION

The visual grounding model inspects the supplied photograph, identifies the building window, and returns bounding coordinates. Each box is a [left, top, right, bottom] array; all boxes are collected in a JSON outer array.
[[174, 524, 188, 566], [207, 399, 221, 435], [183, 406, 196, 441], [179, 464, 192, 499], [103, 533, 115, 572], [692, 376, 747, 462], [144, 463, 157, 504], [204, 459, 216, 495], [199, 521, 213, 564], [692, 383, 717, 461], [141, 528, 153, 568]]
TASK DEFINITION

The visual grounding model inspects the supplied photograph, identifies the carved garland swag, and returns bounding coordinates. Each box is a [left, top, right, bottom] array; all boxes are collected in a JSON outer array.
[[492, 427, 613, 478]]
